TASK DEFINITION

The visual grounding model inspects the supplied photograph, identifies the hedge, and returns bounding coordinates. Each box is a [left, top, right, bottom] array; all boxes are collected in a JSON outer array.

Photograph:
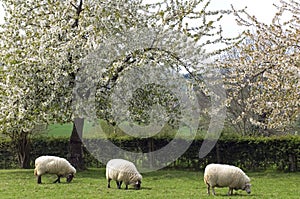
[[0, 136, 299, 171]]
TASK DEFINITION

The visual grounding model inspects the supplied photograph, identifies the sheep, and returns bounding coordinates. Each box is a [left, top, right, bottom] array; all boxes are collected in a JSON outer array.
[[34, 155, 76, 184], [106, 159, 142, 190], [204, 163, 251, 196]]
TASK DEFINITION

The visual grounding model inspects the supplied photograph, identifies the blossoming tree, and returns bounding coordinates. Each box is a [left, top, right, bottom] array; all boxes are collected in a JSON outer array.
[[0, 0, 240, 168], [218, 0, 299, 135]]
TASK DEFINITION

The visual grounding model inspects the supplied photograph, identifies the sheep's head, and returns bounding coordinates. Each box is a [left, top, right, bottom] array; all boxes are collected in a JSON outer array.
[[66, 173, 74, 183], [243, 183, 251, 194], [134, 180, 141, 190]]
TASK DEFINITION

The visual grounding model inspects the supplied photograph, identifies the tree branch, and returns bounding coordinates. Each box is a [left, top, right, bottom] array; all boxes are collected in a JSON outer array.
[[71, 0, 84, 28]]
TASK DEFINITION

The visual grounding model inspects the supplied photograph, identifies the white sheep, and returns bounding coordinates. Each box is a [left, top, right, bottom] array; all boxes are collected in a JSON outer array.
[[106, 159, 142, 190], [34, 155, 76, 184], [204, 163, 251, 196]]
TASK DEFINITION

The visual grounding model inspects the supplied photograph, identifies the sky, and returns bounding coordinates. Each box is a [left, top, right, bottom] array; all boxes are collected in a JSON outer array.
[[207, 0, 281, 37], [0, 0, 281, 36]]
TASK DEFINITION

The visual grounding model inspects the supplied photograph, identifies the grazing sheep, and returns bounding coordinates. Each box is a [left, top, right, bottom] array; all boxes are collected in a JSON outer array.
[[204, 163, 251, 196], [106, 159, 142, 190], [34, 155, 76, 184]]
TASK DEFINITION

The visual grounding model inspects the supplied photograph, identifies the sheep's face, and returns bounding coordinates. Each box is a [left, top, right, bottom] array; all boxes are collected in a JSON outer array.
[[134, 180, 141, 190], [66, 174, 74, 183], [243, 183, 251, 194]]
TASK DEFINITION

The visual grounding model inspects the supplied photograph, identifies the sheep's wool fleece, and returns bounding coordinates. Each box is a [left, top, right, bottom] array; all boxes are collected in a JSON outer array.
[[204, 163, 250, 188], [106, 159, 142, 184], [34, 156, 76, 176]]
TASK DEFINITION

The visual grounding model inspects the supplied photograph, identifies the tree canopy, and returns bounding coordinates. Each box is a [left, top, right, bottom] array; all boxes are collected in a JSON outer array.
[[217, 0, 299, 135], [0, 0, 238, 133], [0, 0, 240, 167]]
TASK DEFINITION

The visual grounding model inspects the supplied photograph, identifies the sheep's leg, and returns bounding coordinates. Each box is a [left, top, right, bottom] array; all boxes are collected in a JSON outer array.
[[107, 179, 111, 188], [212, 187, 216, 196], [53, 175, 61, 183], [116, 181, 122, 189], [125, 184, 128, 190], [207, 185, 210, 195], [228, 188, 233, 196], [37, 175, 42, 184], [118, 181, 123, 189]]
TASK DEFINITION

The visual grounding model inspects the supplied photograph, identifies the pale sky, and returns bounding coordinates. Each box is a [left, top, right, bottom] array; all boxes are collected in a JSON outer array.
[[208, 0, 280, 37], [0, 0, 281, 36]]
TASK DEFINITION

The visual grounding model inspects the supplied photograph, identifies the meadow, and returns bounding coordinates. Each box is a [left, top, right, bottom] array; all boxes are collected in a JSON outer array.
[[0, 168, 299, 199]]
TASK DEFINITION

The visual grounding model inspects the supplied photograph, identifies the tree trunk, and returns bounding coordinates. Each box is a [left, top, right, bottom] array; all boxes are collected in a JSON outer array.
[[288, 154, 297, 172], [16, 131, 31, 169], [216, 142, 221, 164], [148, 138, 155, 169], [69, 118, 86, 170]]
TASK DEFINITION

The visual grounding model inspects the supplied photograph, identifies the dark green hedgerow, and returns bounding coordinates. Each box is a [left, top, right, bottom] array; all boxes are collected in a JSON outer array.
[[0, 136, 299, 171]]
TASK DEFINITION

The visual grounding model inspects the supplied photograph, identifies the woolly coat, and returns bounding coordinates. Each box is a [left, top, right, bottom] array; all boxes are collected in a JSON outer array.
[[106, 159, 142, 187], [204, 163, 250, 192], [34, 156, 76, 177]]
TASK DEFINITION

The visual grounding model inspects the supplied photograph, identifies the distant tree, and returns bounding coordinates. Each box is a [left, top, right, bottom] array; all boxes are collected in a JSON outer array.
[[217, 0, 300, 135]]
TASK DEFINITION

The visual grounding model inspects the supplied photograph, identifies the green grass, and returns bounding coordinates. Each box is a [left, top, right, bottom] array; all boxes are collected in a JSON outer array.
[[42, 122, 208, 139], [44, 123, 73, 137], [0, 169, 299, 199]]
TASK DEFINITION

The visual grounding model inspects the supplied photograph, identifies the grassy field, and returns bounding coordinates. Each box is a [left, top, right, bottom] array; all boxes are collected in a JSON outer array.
[[44, 123, 73, 137], [41, 122, 212, 139], [0, 169, 299, 199]]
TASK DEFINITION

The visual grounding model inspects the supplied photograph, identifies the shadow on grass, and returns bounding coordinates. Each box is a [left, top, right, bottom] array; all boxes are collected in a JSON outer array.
[[140, 186, 152, 190], [35, 182, 75, 185], [214, 194, 257, 197], [102, 186, 152, 191]]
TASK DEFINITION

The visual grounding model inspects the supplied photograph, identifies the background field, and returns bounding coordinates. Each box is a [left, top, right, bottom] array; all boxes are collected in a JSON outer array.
[[0, 169, 299, 199], [43, 123, 73, 137], [39, 122, 233, 139]]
